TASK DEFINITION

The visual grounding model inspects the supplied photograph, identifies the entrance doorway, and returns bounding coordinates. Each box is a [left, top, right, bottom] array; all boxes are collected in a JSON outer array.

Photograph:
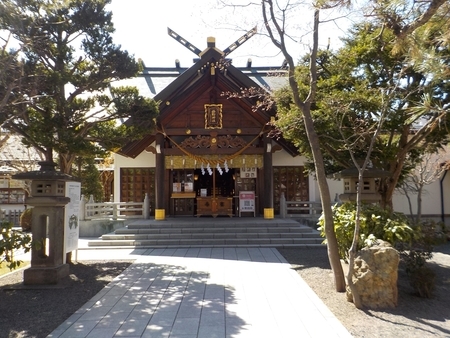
[[170, 168, 259, 216], [194, 168, 235, 198], [194, 168, 235, 217], [171, 168, 235, 216]]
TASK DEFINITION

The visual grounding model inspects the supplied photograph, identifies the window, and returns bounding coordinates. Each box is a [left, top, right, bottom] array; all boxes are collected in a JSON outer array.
[[0, 176, 25, 204]]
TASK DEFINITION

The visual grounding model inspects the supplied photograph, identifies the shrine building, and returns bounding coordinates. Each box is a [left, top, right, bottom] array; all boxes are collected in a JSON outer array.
[[112, 29, 339, 219]]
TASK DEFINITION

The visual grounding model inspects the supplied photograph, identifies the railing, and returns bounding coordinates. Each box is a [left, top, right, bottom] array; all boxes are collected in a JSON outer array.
[[279, 192, 322, 218], [80, 194, 151, 221]]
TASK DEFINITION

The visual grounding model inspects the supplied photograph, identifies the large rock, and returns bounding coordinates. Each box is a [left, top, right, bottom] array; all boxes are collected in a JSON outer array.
[[346, 240, 399, 308]]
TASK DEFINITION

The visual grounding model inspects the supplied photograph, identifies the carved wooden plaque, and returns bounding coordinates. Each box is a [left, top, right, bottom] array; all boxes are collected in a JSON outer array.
[[204, 104, 223, 129]]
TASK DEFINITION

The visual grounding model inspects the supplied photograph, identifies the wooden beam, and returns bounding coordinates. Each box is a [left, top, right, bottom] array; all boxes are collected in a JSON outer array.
[[168, 28, 202, 56], [164, 147, 264, 156], [162, 127, 263, 136], [223, 27, 257, 57]]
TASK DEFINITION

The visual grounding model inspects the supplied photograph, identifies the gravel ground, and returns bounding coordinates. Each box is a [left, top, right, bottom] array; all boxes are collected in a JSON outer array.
[[278, 242, 450, 338], [0, 243, 449, 338], [0, 261, 133, 338]]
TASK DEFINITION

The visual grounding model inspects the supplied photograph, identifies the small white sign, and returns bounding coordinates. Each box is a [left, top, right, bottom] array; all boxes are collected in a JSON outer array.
[[64, 181, 81, 255], [239, 191, 255, 216], [240, 167, 257, 178], [184, 182, 194, 192]]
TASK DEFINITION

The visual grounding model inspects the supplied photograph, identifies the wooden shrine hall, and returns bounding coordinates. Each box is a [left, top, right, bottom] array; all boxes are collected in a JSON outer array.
[[117, 28, 299, 219]]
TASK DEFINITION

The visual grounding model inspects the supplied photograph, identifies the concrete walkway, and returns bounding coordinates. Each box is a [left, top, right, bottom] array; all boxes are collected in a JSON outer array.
[[48, 243, 352, 338]]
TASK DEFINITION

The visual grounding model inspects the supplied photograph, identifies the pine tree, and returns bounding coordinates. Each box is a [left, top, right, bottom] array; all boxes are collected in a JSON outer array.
[[0, 0, 158, 174]]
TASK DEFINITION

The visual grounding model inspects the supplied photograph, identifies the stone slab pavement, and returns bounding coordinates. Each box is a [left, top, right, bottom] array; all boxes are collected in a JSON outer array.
[[46, 241, 351, 338]]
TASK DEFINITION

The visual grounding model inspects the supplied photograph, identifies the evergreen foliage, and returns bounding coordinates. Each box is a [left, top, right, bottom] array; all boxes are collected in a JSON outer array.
[[0, 0, 159, 174], [73, 157, 104, 202], [275, 20, 450, 209], [0, 220, 31, 270]]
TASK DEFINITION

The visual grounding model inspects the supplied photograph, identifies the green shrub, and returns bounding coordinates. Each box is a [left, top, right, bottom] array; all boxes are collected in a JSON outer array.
[[398, 220, 437, 297], [419, 220, 447, 245], [0, 220, 32, 270], [407, 264, 436, 298], [317, 202, 416, 261]]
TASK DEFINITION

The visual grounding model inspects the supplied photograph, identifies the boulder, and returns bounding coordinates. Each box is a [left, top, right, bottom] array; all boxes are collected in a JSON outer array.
[[347, 240, 399, 308]]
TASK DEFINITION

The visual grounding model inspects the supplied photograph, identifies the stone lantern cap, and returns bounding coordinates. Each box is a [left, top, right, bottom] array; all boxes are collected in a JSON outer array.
[[12, 161, 75, 181], [12, 161, 78, 199]]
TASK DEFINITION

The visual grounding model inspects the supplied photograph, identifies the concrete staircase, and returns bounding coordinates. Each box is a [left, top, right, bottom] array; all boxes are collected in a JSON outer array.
[[87, 217, 324, 249]]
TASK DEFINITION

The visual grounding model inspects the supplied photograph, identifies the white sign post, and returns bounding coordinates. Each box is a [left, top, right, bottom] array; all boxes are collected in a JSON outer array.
[[239, 191, 255, 217], [64, 181, 81, 260]]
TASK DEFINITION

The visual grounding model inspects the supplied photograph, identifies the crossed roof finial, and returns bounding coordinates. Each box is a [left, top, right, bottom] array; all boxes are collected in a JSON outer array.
[[167, 27, 257, 57]]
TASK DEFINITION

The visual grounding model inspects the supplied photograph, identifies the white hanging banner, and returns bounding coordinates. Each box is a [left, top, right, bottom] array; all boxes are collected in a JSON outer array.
[[64, 181, 81, 254]]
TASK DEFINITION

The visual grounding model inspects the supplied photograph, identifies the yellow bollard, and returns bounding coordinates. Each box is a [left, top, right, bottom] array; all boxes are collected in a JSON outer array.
[[155, 209, 165, 221], [264, 208, 274, 219]]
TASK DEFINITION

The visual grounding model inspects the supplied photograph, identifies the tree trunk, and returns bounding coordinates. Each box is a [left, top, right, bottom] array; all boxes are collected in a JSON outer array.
[[58, 153, 75, 174], [380, 178, 395, 211], [405, 189, 415, 224], [44, 148, 53, 164], [417, 186, 423, 224], [261, 1, 345, 292], [303, 107, 346, 292], [346, 171, 364, 309], [303, 8, 345, 292]]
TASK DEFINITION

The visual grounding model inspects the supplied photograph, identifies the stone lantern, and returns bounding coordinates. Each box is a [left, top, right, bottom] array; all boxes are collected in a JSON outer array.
[[331, 166, 390, 203], [13, 161, 76, 285]]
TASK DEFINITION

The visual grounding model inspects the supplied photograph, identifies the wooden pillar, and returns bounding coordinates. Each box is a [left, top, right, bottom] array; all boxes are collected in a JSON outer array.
[[264, 136, 274, 219], [155, 133, 165, 220]]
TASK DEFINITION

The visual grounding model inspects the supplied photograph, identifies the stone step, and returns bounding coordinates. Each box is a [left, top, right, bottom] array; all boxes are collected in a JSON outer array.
[[126, 223, 312, 229], [126, 218, 311, 228], [87, 217, 324, 249], [88, 237, 323, 248], [101, 232, 318, 240], [114, 226, 311, 235]]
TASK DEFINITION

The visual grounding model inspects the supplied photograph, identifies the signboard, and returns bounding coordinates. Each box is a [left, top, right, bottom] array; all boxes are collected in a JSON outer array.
[[184, 182, 194, 192], [173, 182, 182, 192], [240, 167, 257, 178], [239, 191, 255, 217], [64, 181, 81, 255]]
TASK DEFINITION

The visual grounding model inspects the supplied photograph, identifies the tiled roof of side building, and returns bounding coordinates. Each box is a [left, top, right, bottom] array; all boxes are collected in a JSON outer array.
[[0, 133, 43, 163]]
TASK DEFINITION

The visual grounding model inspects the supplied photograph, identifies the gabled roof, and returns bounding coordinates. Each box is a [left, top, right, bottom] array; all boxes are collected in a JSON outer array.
[[117, 38, 297, 158], [0, 132, 43, 163]]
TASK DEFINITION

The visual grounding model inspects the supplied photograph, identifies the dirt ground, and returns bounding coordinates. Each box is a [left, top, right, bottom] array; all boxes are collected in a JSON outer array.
[[0, 243, 449, 338]]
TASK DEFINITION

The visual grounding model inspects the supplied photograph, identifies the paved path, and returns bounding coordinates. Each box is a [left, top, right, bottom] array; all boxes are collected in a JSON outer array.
[[48, 245, 352, 338]]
